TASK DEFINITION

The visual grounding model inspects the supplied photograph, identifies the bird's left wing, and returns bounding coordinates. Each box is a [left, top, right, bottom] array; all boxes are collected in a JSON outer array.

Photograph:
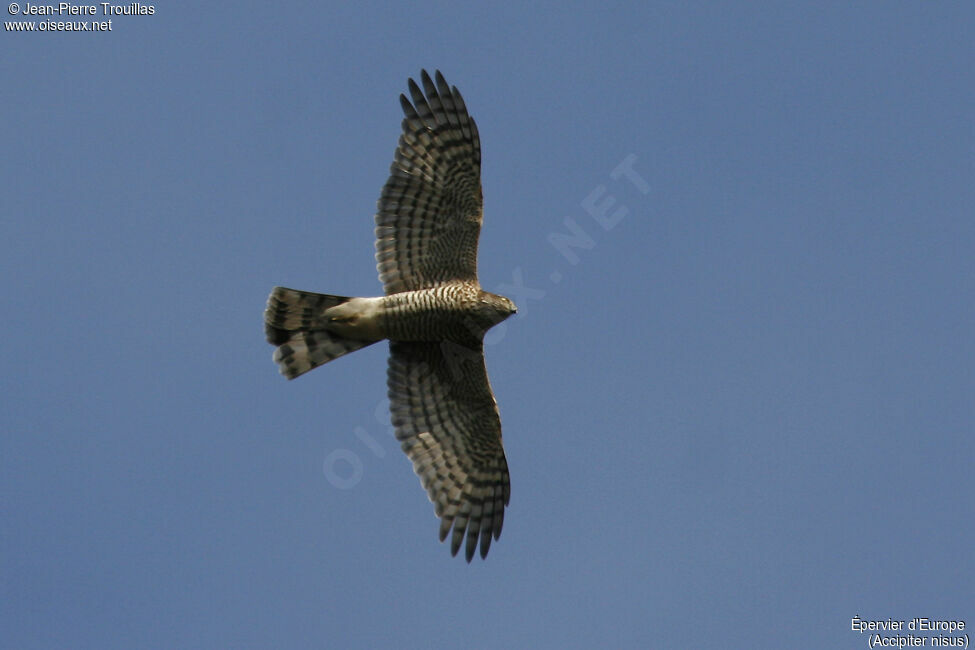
[[387, 340, 510, 561]]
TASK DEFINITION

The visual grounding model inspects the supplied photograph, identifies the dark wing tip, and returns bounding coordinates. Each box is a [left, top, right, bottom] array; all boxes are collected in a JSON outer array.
[[398, 92, 413, 114], [479, 531, 492, 559], [407, 78, 424, 105]]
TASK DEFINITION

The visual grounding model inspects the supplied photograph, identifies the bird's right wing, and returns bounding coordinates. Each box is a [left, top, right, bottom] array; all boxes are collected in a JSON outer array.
[[375, 70, 483, 295]]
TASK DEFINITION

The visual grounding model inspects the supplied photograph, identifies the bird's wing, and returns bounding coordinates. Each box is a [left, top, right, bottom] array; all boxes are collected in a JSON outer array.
[[375, 70, 483, 295], [387, 340, 510, 561]]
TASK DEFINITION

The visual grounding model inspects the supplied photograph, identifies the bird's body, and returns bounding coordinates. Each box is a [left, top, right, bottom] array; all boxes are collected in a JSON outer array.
[[265, 70, 516, 561], [381, 285, 515, 342], [267, 284, 514, 366]]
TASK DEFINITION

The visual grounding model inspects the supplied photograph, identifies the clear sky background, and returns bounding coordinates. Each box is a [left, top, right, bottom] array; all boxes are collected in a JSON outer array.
[[3, 3, 973, 648]]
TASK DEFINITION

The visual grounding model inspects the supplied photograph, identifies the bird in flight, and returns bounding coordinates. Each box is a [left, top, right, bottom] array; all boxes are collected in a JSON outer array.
[[265, 70, 517, 561]]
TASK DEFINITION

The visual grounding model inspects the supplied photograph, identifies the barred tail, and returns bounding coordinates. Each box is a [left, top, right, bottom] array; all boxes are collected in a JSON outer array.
[[264, 286, 378, 379]]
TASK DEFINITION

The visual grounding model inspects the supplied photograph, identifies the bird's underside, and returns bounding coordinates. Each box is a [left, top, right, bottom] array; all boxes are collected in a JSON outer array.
[[264, 70, 516, 562]]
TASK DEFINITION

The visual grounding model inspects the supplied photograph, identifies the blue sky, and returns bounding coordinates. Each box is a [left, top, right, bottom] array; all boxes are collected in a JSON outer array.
[[3, 2, 973, 648]]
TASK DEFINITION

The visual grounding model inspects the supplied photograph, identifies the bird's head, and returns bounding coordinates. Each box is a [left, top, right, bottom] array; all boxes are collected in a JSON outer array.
[[477, 291, 517, 327]]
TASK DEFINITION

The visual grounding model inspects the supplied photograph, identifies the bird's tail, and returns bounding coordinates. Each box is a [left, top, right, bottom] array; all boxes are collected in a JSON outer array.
[[264, 286, 379, 379]]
